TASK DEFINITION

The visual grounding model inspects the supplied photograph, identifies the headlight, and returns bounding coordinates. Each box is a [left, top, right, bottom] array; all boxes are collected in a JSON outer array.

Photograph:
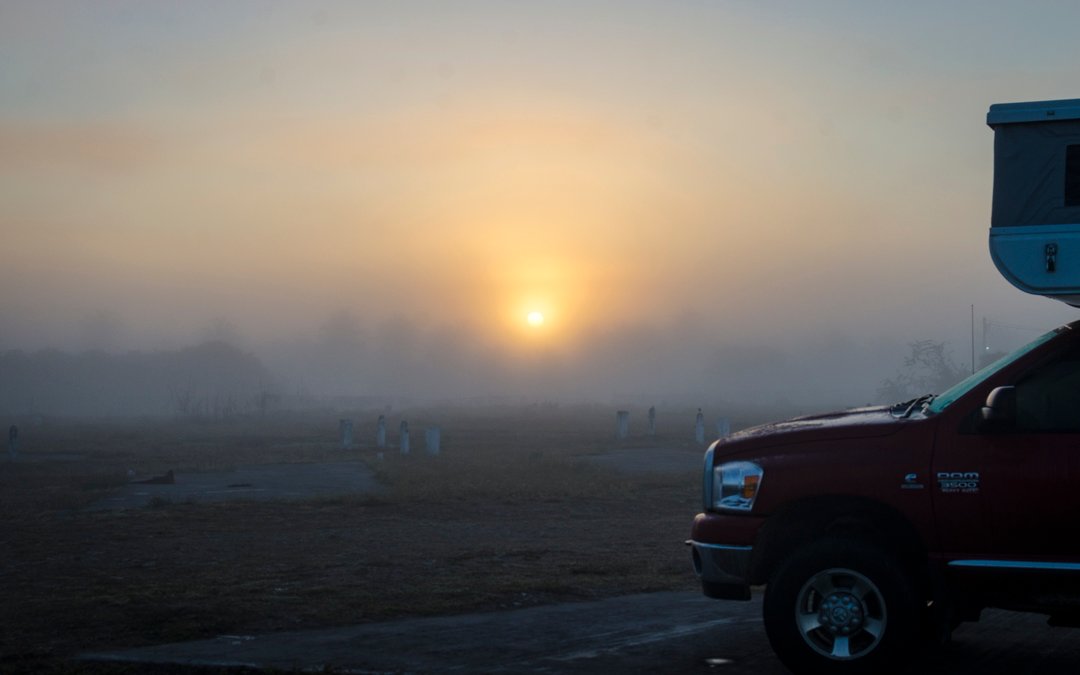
[[712, 461, 764, 512]]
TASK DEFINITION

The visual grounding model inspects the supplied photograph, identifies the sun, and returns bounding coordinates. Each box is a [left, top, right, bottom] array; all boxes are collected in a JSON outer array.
[[526, 311, 545, 326]]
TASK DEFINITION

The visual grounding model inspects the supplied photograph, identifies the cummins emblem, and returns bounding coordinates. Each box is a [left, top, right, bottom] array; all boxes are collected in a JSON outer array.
[[901, 473, 924, 490], [937, 471, 980, 494]]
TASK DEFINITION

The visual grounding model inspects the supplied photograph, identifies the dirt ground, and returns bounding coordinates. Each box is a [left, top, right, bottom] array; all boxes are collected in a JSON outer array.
[[0, 405, 716, 671]]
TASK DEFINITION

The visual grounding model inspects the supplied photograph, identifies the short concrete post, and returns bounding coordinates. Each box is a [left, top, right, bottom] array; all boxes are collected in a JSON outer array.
[[399, 420, 410, 455], [615, 410, 629, 439], [7, 425, 17, 460], [695, 409, 705, 445], [425, 427, 441, 456], [648, 406, 656, 436], [339, 419, 354, 450], [376, 415, 386, 448], [715, 418, 731, 438]]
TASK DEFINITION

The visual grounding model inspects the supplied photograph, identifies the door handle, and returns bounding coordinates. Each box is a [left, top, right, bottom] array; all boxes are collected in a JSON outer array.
[[1046, 243, 1058, 273]]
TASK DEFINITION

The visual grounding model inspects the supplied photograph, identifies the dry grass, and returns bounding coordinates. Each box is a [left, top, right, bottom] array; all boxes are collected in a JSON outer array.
[[1, 405, 716, 671], [368, 447, 634, 502]]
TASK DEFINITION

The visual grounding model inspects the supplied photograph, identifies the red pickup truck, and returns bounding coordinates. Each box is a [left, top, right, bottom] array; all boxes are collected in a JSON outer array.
[[689, 320, 1080, 674]]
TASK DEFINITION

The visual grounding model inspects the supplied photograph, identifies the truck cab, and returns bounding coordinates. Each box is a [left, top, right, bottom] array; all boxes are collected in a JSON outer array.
[[689, 321, 1080, 674]]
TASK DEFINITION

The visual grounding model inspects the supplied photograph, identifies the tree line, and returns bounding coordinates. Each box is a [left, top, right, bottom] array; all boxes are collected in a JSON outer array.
[[0, 341, 272, 418]]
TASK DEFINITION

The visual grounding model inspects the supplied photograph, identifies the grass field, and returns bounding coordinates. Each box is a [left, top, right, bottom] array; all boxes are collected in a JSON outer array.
[[0, 404, 784, 673]]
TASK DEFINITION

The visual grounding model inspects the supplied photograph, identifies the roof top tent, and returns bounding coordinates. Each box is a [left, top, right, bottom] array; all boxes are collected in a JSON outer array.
[[988, 98, 1080, 306]]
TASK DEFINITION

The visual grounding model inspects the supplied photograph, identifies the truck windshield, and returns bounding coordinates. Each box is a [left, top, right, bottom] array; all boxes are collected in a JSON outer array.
[[926, 328, 1062, 413]]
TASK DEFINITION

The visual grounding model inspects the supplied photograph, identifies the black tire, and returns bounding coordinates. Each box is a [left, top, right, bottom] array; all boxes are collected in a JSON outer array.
[[763, 538, 919, 675]]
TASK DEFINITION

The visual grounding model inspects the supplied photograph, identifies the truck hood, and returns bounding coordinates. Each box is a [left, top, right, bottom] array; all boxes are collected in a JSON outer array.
[[714, 405, 908, 457]]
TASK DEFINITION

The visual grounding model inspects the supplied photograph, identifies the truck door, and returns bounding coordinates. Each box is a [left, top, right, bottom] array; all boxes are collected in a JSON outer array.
[[935, 345, 1080, 564]]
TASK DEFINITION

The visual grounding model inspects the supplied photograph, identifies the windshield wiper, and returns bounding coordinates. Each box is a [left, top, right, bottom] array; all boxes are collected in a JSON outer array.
[[897, 393, 935, 419]]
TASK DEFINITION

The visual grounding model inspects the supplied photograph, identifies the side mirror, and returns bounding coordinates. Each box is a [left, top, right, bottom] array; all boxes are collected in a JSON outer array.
[[979, 385, 1016, 431]]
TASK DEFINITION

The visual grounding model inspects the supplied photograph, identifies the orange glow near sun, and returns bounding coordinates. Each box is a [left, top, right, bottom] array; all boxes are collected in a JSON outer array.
[[527, 311, 544, 326]]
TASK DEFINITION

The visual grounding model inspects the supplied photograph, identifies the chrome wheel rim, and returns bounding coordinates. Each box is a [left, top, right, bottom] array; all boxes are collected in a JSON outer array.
[[795, 567, 887, 660]]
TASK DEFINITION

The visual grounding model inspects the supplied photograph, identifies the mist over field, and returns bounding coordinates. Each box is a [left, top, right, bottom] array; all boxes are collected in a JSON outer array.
[[0, 307, 1070, 418], [3, 1, 1080, 417]]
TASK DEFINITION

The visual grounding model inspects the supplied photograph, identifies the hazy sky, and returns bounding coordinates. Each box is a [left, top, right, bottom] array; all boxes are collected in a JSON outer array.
[[3, 1, 1080, 403]]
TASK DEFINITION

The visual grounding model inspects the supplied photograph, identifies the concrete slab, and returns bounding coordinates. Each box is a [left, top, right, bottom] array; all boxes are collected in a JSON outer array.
[[90, 461, 381, 510]]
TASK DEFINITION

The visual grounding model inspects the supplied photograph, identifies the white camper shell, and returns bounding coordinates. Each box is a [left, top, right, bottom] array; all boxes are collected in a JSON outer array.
[[988, 98, 1080, 306]]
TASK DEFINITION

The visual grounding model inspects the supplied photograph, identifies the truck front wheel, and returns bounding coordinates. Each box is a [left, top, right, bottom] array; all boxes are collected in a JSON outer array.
[[763, 538, 918, 674]]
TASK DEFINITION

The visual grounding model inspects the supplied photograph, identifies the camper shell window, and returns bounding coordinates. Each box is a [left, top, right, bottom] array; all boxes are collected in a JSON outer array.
[[988, 99, 1080, 228]]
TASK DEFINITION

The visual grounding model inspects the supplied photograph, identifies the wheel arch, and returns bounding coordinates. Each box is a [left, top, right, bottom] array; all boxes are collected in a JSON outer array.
[[750, 495, 929, 593]]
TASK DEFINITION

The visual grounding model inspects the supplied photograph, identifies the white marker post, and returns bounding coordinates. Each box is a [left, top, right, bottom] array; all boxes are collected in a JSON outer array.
[[615, 410, 630, 439], [716, 418, 731, 438], [376, 415, 386, 448], [648, 406, 656, 436], [7, 425, 17, 461], [425, 427, 441, 456], [339, 419, 354, 450], [695, 409, 706, 445], [399, 420, 410, 455]]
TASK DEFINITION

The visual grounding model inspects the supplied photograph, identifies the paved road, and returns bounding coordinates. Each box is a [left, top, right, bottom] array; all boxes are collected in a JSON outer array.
[[83, 591, 1080, 674]]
